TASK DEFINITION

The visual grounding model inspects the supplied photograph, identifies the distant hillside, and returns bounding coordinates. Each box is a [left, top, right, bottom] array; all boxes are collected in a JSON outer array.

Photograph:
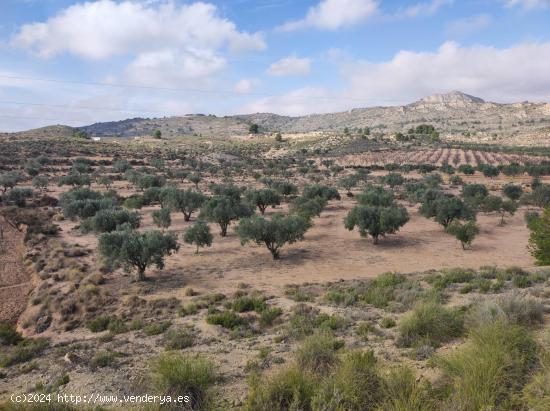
[[4, 92, 550, 145]]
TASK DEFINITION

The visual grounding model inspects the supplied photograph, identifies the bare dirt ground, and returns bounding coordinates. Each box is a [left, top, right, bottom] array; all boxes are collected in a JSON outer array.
[[54, 191, 535, 302], [0, 215, 29, 323]]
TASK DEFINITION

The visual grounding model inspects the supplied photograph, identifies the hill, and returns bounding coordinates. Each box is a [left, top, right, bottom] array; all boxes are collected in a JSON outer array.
[[4, 92, 550, 145]]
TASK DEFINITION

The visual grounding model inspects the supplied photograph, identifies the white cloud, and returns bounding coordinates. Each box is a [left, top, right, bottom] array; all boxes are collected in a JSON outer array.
[[278, 0, 378, 31], [343, 41, 550, 104], [267, 56, 311, 76], [12, 0, 266, 59], [239, 87, 342, 116], [505, 0, 550, 9], [398, 0, 453, 18], [124, 49, 226, 87], [234, 79, 254, 94], [445, 14, 492, 37], [243, 41, 550, 115]]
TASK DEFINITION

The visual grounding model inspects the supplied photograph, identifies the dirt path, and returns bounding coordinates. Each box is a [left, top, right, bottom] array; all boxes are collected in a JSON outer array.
[[0, 215, 30, 323]]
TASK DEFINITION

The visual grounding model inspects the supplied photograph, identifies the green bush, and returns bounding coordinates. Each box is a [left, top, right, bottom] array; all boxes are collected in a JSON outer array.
[[0, 338, 49, 367], [90, 350, 121, 368], [259, 307, 283, 327], [150, 352, 216, 410], [231, 295, 267, 313], [87, 316, 112, 333], [379, 367, 434, 411], [312, 350, 383, 411], [178, 303, 198, 317], [295, 333, 342, 375], [397, 302, 463, 348], [143, 321, 171, 336], [437, 321, 538, 410], [164, 329, 195, 350], [245, 366, 315, 411], [206, 311, 245, 330], [0, 323, 22, 346], [467, 294, 544, 328]]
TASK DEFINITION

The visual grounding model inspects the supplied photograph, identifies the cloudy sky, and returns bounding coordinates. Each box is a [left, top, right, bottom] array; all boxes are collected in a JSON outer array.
[[1, 0, 550, 131]]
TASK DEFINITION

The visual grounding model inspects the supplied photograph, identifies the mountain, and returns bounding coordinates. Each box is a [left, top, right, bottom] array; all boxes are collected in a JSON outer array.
[[3, 92, 550, 145], [418, 91, 485, 105]]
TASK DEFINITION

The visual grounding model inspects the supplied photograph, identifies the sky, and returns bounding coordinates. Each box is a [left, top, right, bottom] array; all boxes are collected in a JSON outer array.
[[1, 0, 550, 131]]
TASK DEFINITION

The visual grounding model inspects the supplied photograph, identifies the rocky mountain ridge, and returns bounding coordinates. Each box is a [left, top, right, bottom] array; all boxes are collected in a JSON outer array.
[[3, 92, 550, 145]]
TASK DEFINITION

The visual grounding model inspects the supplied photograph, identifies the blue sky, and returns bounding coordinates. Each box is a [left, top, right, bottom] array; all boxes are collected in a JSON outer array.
[[1, 0, 550, 131]]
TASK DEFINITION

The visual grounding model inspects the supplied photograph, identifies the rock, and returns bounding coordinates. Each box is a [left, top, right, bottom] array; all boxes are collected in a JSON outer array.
[[64, 352, 80, 364]]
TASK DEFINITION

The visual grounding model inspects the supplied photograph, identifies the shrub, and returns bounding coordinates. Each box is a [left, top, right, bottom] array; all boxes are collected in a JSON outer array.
[[528, 205, 550, 265], [107, 317, 128, 335], [151, 352, 216, 409], [379, 367, 434, 411], [467, 294, 544, 328], [245, 366, 315, 411], [90, 350, 121, 368], [143, 321, 171, 336], [381, 317, 396, 328], [206, 311, 245, 330], [0, 323, 22, 346], [164, 328, 195, 350], [437, 321, 538, 410], [87, 316, 111, 332], [397, 302, 463, 348], [295, 333, 342, 375], [231, 295, 267, 313], [0, 338, 49, 367], [178, 304, 198, 317], [259, 307, 283, 327], [311, 350, 383, 411]]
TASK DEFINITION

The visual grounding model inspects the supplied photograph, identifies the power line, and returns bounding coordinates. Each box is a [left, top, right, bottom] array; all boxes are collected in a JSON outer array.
[[0, 74, 408, 103], [0, 100, 173, 115]]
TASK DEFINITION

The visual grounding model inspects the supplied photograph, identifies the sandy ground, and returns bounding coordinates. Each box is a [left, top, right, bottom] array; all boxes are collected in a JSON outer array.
[[56, 193, 535, 301]]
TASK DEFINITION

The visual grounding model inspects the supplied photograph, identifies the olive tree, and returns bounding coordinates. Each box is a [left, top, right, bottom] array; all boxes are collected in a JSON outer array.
[[344, 204, 409, 244], [289, 196, 326, 220], [302, 184, 341, 201], [152, 208, 172, 231], [32, 176, 48, 192], [200, 196, 252, 237], [98, 229, 179, 281], [528, 205, 550, 265], [481, 195, 517, 225], [420, 194, 474, 228], [81, 208, 140, 233], [161, 188, 206, 221], [0, 172, 22, 193], [245, 189, 281, 214], [236, 214, 310, 259], [338, 175, 359, 196], [381, 173, 405, 188], [446, 220, 479, 250], [502, 184, 523, 201], [271, 180, 298, 199], [183, 220, 213, 254]]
